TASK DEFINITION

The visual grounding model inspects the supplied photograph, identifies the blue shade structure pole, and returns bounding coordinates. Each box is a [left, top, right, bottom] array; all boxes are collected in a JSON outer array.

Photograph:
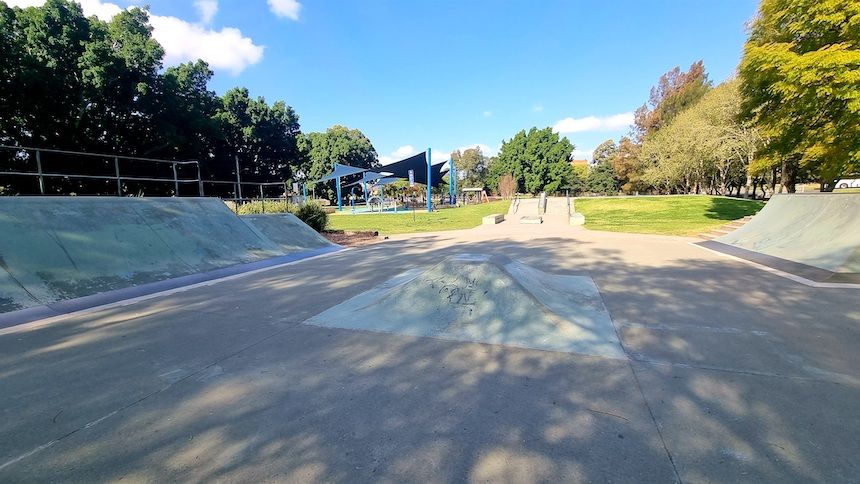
[[336, 176, 343, 211], [448, 157, 454, 204], [426, 147, 432, 212], [362, 172, 369, 208]]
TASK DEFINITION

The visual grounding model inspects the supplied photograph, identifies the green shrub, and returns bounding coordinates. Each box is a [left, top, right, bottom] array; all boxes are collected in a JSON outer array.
[[236, 200, 294, 215], [293, 202, 328, 232]]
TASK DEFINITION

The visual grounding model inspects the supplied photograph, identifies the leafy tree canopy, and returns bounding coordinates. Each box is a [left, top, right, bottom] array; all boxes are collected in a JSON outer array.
[[739, 0, 860, 191], [451, 146, 488, 188], [300, 125, 378, 182], [592, 139, 618, 166], [634, 61, 712, 140], [489, 127, 574, 194]]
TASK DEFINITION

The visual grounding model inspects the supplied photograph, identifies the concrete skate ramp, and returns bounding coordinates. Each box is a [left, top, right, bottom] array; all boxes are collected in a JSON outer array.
[[305, 254, 624, 358], [241, 213, 332, 252], [0, 197, 331, 314], [710, 194, 860, 275]]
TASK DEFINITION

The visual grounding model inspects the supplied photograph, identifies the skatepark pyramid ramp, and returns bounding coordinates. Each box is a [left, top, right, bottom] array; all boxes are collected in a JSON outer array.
[[697, 193, 860, 282], [305, 253, 624, 358]]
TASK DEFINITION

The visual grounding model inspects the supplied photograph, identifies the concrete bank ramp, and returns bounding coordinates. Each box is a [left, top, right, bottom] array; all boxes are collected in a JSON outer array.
[[703, 193, 860, 278], [305, 253, 624, 358], [0, 197, 334, 314], [241, 213, 331, 252]]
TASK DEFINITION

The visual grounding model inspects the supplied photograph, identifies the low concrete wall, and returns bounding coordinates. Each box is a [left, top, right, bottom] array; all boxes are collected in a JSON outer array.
[[0, 197, 333, 313]]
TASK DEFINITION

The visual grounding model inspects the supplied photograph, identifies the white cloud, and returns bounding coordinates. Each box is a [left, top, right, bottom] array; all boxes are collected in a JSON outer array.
[[393, 145, 416, 157], [532, 104, 543, 113], [150, 15, 263, 75], [194, 0, 218, 24], [572, 148, 594, 161], [5, 0, 120, 18], [268, 0, 302, 20], [552, 112, 634, 134], [7, 0, 263, 75], [482, 110, 493, 118], [379, 145, 420, 166], [456, 143, 498, 157]]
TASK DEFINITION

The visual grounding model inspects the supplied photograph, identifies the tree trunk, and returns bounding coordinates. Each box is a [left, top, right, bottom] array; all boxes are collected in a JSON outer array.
[[781, 159, 797, 193]]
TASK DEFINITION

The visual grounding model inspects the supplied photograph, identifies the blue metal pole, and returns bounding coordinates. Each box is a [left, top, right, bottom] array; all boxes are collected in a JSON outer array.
[[452, 163, 457, 204], [448, 158, 453, 204], [426, 147, 432, 212], [336, 176, 343, 211], [362, 172, 369, 209]]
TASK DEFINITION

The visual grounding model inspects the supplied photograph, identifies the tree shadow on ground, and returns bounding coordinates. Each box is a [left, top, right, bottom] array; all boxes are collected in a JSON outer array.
[[0, 231, 858, 482], [704, 196, 764, 221]]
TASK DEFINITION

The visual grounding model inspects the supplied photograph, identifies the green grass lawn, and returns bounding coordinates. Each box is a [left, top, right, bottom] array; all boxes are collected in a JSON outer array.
[[574, 195, 765, 236], [327, 200, 511, 235]]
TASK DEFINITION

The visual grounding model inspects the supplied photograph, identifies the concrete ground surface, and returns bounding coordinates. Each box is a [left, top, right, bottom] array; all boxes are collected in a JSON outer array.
[[1, 218, 859, 483]]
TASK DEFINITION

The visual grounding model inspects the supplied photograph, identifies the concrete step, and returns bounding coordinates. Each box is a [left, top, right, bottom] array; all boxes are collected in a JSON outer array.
[[697, 215, 754, 239], [520, 216, 543, 224]]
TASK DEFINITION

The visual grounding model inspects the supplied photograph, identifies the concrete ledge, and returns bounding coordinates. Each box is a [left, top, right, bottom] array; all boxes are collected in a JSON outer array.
[[482, 213, 505, 225], [569, 213, 586, 226], [520, 216, 543, 224]]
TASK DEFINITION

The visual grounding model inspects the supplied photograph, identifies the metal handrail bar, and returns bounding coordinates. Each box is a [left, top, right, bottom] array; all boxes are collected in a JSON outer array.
[[0, 171, 199, 183], [0, 145, 199, 165]]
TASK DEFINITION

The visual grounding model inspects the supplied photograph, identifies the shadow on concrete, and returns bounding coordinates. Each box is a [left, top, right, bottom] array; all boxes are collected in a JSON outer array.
[[0, 232, 858, 481]]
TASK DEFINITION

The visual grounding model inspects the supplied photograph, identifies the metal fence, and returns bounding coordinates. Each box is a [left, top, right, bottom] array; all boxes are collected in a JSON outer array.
[[0, 145, 294, 202]]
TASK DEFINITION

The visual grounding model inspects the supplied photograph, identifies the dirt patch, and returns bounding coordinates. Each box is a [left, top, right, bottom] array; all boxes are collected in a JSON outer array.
[[323, 230, 383, 247]]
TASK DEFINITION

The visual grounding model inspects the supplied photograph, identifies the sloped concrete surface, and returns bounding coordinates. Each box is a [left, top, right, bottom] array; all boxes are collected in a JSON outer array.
[[0, 197, 334, 313], [715, 193, 860, 273], [305, 254, 624, 358], [0, 220, 858, 482]]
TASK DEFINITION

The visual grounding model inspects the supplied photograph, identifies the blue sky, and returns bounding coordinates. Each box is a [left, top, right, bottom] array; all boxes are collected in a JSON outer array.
[[12, 0, 760, 163]]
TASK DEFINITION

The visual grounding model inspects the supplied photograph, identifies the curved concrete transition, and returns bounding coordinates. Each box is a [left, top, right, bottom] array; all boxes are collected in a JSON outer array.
[[304, 253, 624, 358], [0, 197, 336, 314], [698, 193, 860, 282], [241, 213, 332, 252]]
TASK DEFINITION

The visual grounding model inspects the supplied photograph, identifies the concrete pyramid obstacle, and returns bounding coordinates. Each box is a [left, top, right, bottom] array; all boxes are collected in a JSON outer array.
[[305, 254, 624, 358]]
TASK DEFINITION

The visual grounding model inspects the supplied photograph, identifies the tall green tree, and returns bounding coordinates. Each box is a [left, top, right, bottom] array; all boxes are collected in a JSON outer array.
[[300, 125, 378, 181], [151, 60, 220, 160], [489, 127, 574, 194], [79, 8, 164, 153], [13, 0, 91, 148], [586, 160, 618, 195], [214, 87, 303, 184], [634, 61, 712, 140], [739, 0, 860, 192], [640, 80, 761, 195], [451, 146, 488, 188], [610, 136, 646, 194], [592, 139, 618, 165]]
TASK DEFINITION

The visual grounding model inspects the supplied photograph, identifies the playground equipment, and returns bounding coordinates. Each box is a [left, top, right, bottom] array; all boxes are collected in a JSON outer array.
[[311, 149, 451, 213], [460, 187, 489, 204]]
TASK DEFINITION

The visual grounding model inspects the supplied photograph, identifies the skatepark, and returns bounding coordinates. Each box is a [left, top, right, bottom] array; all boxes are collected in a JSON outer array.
[[1, 193, 859, 482]]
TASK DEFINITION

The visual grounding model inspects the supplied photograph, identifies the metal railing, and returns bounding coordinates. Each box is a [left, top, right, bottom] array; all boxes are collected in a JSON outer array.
[[0, 145, 297, 201], [0, 145, 203, 196]]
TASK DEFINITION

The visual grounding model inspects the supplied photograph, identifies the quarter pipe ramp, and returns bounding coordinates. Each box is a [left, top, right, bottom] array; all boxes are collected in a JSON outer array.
[[697, 193, 860, 282]]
